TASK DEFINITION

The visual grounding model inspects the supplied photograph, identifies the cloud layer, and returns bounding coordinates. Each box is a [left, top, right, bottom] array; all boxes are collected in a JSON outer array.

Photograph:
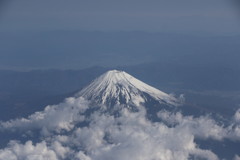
[[0, 96, 239, 160]]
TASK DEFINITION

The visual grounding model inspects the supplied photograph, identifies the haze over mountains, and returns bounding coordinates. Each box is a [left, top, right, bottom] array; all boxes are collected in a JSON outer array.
[[1, 31, 240, 70]]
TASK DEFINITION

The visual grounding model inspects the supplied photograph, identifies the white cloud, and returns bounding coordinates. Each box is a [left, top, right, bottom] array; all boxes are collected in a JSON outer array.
[[0, 141, 58, 160], [234, 109, 240, 123], [51, 141, 70, 159], [157, 108, 240, 153], [68, 107, 219, 160], [234, 155, 240, 160], [0, 97, 89, 135], [157, 110, 240, 141], [76, 151, 92, 160], [0, 97, 240, 160]]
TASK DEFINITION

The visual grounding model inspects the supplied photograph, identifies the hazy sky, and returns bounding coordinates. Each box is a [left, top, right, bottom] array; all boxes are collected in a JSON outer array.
[[1, 0, 240, 34], [0, 0, 240, 70]]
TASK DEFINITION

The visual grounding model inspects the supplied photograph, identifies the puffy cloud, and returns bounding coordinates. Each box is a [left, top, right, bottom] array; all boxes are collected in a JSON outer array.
[[51, 141, 70, 159], [0, 141, 58, 160], [234, 109, 240, 123], [0, 97, 240, 160], [157, 110, 240, 141], [0, 97, 89, 135], [234, 155, 240, 160], [67, 107, 218, 160], [76, 151, 92, 160], [227, 125, 240, 141]]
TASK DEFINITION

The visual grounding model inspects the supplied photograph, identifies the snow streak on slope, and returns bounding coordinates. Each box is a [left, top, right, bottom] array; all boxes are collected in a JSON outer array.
[[76, 70, 180, 107]]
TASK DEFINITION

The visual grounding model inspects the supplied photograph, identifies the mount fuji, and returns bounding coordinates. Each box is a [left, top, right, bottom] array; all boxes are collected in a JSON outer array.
[[76, 70, 181, 108]]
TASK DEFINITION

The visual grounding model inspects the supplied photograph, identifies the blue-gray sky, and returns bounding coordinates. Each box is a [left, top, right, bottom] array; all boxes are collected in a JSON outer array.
[[0, 0, 240, 70], [1, 0, 240, 34]]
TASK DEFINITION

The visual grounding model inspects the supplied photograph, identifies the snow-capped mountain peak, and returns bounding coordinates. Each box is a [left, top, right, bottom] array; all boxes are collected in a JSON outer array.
[[76, 70, 180, 107]]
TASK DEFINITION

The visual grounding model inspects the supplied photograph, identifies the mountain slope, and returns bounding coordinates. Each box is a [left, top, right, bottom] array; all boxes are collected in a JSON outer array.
[[76, 70, 180, 107]]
